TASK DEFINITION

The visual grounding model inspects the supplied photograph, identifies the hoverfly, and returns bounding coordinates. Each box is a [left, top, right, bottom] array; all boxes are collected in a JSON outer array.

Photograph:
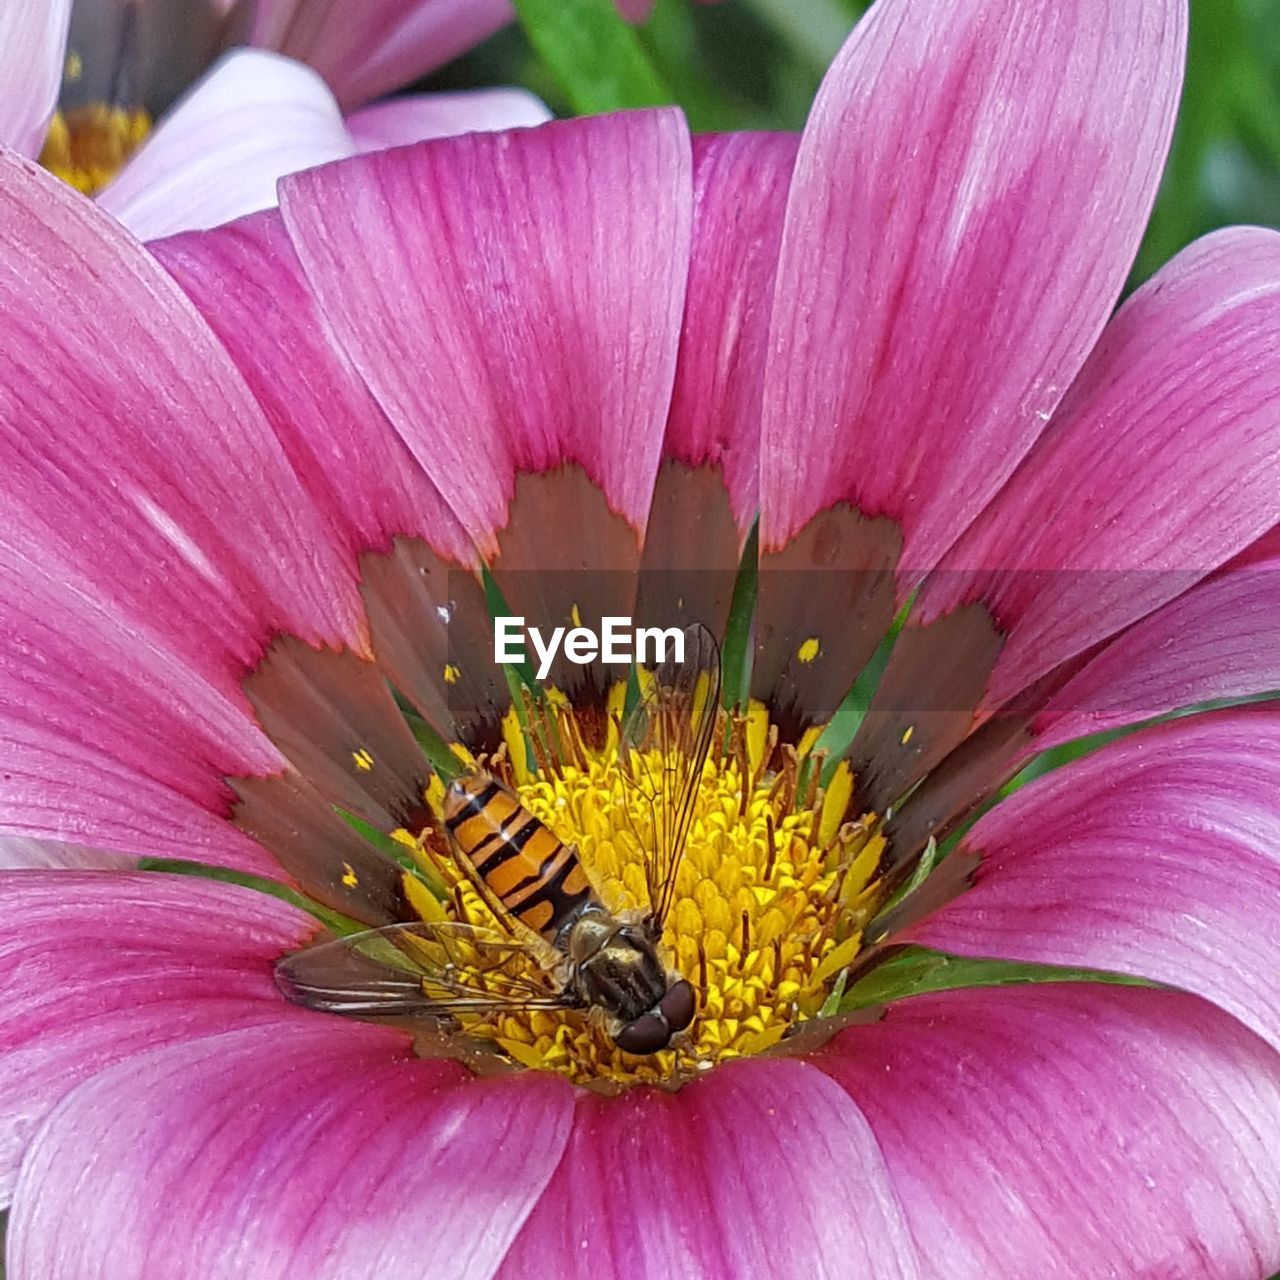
[[275, 623, 721, 1056]]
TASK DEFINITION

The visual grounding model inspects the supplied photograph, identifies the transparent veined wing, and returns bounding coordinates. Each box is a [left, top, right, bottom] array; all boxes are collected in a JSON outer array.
[[619, 622, 722, 931], [274, 920, 580, 1018]]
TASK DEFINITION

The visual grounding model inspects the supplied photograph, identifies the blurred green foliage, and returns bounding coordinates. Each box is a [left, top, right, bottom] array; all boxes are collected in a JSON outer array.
[[426, 0, 1280, 284]]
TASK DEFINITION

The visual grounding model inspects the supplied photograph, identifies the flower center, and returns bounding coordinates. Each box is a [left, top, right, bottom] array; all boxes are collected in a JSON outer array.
[[394, 697, 886, 1091], [39, 104, 150, 195]]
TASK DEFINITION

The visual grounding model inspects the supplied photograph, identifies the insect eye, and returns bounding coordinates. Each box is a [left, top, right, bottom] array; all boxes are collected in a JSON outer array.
[[659, 980, 696, 1033], [614, 1013, 670, 1055]]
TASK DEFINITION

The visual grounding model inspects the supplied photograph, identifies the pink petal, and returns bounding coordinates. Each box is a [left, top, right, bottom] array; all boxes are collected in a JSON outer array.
[[97, 50, 355, 241], [151, 209, 472, 563], [760, 0, 1184, 572], [1033, 529, 1280, 749], [345, 90, 552, 153], [912, 706, 1280, 1056], [0, 153, 365, 862], [241, 0, 514, 110], [499, 1057, 922, 1279], [152, 210, 511, 744], [821, 984, 1280, 1278], [0, 539, 282, 868], [0, 0, 71, 156], [663, 131, 797, 532], [278, 110, 692, 548], [0, 719, 276, 873], [0, 149, 363, 688], [851, 227, 1280, 806], [615, 0, 656, 21], [0, 870, 314, 1205], [932, 228, 1280, 702], [10, 1019, 573, 1279]]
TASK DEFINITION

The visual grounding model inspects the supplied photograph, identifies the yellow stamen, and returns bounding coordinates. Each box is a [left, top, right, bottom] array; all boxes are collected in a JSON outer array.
[[404, 700, 886, 1091], [39, 104, 150, 195]]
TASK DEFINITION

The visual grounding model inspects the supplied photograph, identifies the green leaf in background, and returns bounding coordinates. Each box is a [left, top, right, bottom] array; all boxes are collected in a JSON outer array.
[[741, 0, 862, 73], [511, 0, 672, 114], [1134, 0, 1280, 283], [840, 945, 1156, 1013]]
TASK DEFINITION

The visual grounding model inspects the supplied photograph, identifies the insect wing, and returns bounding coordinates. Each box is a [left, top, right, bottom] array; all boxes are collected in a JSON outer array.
[[620, 622, 722, 929], [275, 920, 577, 1019]]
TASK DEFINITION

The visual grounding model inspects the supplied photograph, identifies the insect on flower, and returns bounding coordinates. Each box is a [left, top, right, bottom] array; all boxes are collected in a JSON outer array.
[[275, 624, 719, 1057]]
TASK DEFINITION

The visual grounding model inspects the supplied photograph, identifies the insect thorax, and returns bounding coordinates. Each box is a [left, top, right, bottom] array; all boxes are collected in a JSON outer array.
[[566, 909, 669, 1023]]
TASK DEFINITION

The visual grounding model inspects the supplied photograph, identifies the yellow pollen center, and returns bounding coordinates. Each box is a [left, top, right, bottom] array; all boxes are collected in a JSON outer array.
[[403, 701, 886, 1091], [39, 104, 151, 195]]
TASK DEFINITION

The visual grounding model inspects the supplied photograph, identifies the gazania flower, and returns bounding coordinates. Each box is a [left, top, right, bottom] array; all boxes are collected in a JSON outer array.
[[1, 0, 547, 239], [3, 0, 1280, 1275]]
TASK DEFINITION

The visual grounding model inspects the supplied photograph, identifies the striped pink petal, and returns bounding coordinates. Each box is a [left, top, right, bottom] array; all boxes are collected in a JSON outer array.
[[760, 0, 1184, 574], [0, 150, 362, 673], [151, 209, 471, 564], [10, 1019, 572, 1279], [0, 536, 280, 868], [662, 131, 797, 534], [152, 209, 509, 746], [237, 0, 513, 109], [498, 1057, 922, 1279], [278, 111, 691, 550], [1033, 529, 1280, 749], [912, 707, 1280, 1056], [821, 984, 1280, 1278], [851, 226, 1280, 809], [0, 871, 313, 1205], [0, 154, 371, 865], [928, 228, 1280, 704]]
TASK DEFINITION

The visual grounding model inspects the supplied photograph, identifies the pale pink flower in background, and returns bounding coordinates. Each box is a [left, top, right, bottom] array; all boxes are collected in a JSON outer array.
[[226, 0, 702, 100], [223, 0, 516, 108], [0, 0, 549, 239], [2, 0, 1280, 1276]]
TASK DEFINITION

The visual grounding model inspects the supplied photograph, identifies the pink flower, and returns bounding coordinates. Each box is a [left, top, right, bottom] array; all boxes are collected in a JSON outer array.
[[224, 0, 517, 109], [0, 0, 548, 238], [4, 0, 1280, 1276]]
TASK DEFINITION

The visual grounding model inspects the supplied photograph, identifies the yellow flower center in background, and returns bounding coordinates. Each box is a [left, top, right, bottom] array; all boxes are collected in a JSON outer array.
[[39, 104, 150, 195], [402, 701, 886, 1092]]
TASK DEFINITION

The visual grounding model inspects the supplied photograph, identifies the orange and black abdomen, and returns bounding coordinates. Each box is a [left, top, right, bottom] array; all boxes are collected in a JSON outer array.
[[443, 774, 597, 942]]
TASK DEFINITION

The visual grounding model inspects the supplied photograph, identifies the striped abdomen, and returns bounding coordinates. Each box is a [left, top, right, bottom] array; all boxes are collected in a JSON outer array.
[[442, 773, 596, 942]]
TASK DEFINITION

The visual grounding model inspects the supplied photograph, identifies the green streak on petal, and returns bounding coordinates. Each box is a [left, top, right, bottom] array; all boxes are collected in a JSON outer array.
[[480, 565, 539, 693], [400, 705, 467, 784], [720, 517, 759, 713], [334, 806, 448, 900], [840, 945, 1157, 1014], [512, 0, 672, 114], [813, 596, 910, 787], [477, 564, 545, 771]]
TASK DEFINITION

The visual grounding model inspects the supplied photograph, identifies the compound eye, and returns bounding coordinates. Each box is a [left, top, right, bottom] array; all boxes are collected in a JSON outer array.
[[659, 980, 696, 1034], [614, 1013, 670, 1055]]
